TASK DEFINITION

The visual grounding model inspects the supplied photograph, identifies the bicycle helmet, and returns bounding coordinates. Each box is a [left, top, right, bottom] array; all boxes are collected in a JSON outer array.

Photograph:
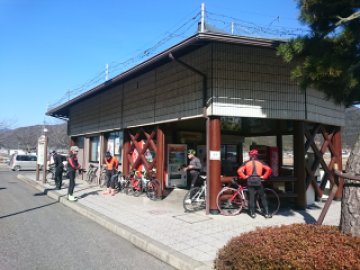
[[187, 149, 196, 155], [249, 149, 258, 158], [70, 146, 79, 153]]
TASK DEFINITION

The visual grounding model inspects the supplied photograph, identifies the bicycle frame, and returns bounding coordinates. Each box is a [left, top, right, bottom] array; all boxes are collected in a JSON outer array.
[[86, 164, 98, 184], [192, 181, 206, 202], [217, 179, 280, 216], [183, 175, 207, 212]]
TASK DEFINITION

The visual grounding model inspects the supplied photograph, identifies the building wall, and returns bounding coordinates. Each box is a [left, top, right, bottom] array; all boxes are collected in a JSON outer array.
[[306, 87, 344, 126], [207, 43, 345, 126], [68, 46, 211, 136], [68, 42, 344, 136]]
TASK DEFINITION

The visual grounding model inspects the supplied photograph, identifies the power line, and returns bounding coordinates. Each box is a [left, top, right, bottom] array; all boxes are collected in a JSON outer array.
[[49, 8, 309, 110]]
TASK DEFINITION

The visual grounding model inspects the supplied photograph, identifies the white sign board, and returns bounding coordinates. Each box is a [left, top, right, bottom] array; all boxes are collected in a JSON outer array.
[[37, 135, 46, 165], [209, 150, 221, 161]]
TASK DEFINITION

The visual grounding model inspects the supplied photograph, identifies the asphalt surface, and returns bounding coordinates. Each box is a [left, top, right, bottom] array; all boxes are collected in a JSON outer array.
[[4, 163, 342, 270], [0, 170, 174, 270]]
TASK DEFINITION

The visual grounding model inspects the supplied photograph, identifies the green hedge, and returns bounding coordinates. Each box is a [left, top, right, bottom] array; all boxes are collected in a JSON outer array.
[[215, 224, 360, 270]]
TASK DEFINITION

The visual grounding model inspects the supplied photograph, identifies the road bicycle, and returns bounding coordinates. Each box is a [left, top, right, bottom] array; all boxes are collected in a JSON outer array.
[[99, 167, 107, 187], [45, 163, 68, 186], [110, 170, 128, 192], [124, 169, 160, 200], [123, 170, 141, 196], [143, 169, 160, 200], [216, 179, 280, 216], [84, 164, 99, 185], [183, 175, 207, 212]]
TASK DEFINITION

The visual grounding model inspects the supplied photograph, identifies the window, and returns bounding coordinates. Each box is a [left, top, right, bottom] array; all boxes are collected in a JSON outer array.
[[221, 144, 238, 176], [106, 131, 123, 162], [90, 136, 100, 162], [75, 136, 84, 148]]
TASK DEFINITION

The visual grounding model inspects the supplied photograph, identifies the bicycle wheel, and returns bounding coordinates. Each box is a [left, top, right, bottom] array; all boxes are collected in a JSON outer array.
[[86, 171, 94, 184], [46, 170, 54, 180], [99, 171, 107, 187], [256, 188, 280, 216], [124, 177, 134, 195], [146, 179, 160, 200], [133, 180, 143, 197], [183, 187, 205, 212], [216, 187, 244, 216], [121, 177, 130, 193], [46, 171, 55, 186], [116, 176, 124, 191]]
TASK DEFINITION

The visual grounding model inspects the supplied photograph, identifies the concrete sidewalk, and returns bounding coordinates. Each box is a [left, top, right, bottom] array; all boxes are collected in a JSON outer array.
[[17, 173, 341, 270]]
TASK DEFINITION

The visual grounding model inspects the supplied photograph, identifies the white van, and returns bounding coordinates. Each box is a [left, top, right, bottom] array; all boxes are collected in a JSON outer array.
[[9, 154, 37, 171]]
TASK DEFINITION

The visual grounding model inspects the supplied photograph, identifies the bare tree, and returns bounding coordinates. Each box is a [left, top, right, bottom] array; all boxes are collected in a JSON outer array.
[[47, 123, 69, 150], [0, 120, 14, 148], [14, 127, 40, 152]]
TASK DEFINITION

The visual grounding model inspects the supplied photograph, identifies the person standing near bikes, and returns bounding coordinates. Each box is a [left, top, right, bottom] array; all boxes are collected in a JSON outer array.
[[67, 146, 81, 201], [103, 151, 119, 196], [237, 149, 272, 219], [186, 149, 202, 188], [52, 150, 64, 190]]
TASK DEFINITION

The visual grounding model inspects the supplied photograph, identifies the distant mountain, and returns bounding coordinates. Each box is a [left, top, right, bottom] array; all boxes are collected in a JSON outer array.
[[0, 124, 69, 152], [343, 106, 360, 149], [0, 107, 359, 152]]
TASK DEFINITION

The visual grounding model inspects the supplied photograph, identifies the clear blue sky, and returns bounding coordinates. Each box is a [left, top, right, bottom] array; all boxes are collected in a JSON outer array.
[[0, 0, 304, 128]]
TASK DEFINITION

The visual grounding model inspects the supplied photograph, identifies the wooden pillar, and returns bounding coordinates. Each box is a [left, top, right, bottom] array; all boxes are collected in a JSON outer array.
[[156, 127, 165, 198], [102, 134, 108, 154], [207, 117, 222, 214], [277, 134, 283, 169], [123, 132, 130, 176], [332, 127, 343, 199], [98, 134, 106, 185], [294, 121, 306, 209]]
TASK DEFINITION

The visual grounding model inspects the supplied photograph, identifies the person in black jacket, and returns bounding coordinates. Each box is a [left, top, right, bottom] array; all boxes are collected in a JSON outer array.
[[52, 150, 64, 190], [186, 149, 202, 188]]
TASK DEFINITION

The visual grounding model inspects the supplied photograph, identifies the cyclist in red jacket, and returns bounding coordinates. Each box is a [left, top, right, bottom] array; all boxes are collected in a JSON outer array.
[[237, 149, 272, 219]]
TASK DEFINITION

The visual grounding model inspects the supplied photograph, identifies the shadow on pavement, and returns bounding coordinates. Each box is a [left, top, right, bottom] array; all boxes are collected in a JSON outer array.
[[0, 202, 58, 219], [78, 190, 101, 199]]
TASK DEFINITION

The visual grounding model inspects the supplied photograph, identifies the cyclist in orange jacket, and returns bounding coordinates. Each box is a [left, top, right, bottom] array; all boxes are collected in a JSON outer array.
[[103, 151, 119, 196], [237, 149, 272, 219]]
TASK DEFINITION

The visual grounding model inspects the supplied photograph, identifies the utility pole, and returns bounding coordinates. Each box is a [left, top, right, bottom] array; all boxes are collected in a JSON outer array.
[[200, 3, 205, 33], [42, 128, 48, 184]]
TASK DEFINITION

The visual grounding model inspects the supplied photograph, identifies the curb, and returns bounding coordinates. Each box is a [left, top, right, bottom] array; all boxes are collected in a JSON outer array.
[[17, 174, 212, 270]]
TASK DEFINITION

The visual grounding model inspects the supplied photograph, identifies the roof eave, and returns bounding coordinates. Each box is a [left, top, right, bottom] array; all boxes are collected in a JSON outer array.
[[47, 32, 284, 118]]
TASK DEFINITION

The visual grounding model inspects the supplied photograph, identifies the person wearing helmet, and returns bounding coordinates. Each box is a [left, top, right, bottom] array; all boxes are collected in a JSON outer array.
[[52, 150, 64, 190], [186, 149, 202, 188], [67, 146, 81, 201], [237, 149, 272, 218], [103, 151, 119, 196]]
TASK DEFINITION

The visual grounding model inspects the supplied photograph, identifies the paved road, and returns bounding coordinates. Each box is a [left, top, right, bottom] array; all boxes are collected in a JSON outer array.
[[0, 170, 174, 270]]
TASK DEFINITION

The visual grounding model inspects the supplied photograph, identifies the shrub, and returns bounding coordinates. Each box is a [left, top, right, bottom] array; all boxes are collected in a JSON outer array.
[[214, 224, 360, 270]]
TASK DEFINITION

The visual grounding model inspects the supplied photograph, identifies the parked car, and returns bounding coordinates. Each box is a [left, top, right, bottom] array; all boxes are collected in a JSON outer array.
[[9, 154, 37, 171]]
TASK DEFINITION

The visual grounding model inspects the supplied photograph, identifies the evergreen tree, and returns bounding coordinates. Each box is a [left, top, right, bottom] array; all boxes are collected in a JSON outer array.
[[278, 0, 360, 236]]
